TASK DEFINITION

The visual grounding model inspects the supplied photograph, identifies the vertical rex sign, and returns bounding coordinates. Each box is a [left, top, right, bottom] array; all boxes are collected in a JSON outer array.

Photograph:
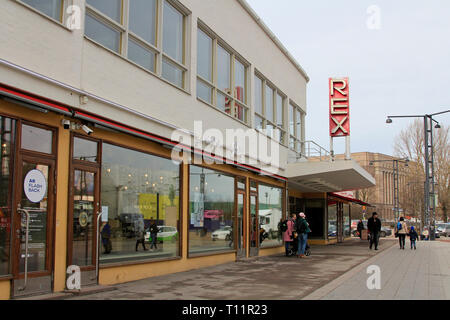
[[329, 78, 350, 137]]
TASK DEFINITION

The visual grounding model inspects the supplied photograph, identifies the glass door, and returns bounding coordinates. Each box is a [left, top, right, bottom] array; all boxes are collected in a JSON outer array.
[[236, 193, 245, 258], [13, 157, 55, 297], [68, 134, 100, 287], [249, 194, 259, 257], [12, 121, 56, 298]]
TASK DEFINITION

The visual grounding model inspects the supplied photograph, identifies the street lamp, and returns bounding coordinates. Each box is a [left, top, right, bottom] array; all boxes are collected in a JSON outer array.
[[386, 109, 449, 240], [369, 158, 409, 222]]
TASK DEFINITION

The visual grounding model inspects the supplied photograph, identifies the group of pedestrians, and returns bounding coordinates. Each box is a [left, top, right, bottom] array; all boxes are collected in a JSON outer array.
[[282, 212, 311, 258], [363, 212, 419, 251]]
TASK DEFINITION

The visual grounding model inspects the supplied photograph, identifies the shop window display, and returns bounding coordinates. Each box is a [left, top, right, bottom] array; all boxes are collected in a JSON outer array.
[[100, 143, 180, 264]]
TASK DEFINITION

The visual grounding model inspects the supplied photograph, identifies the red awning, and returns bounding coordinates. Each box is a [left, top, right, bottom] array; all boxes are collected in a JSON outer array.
[[329, 192, 373, 207]]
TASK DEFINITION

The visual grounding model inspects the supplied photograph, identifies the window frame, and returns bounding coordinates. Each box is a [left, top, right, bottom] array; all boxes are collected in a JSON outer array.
[[196, 21, 251, 125], [15, 0, 68, 27], [84, 0, 190, 90], [254, 71, 287, 145], [289, 100, 305, 154]]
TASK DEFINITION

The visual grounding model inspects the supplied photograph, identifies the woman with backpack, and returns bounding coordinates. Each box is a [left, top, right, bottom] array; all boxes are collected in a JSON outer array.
[[395, 217, 408, 250], [282, 213, 296, 256]]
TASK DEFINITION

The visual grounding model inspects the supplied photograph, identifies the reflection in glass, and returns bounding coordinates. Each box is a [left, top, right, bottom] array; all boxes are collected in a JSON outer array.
[[19, 163, 49, 273], [189, 166, 234, 255], [255, 115, 264, 132], [234, 60, 246, 103], [162, 58, 183, 88], [197, 80, 212, 104], [217, 46, 230, 93], [249, 195, 258, 254], [21, 124, 52, 154], [128, 39, 156, 72], [197, 29, 212, 82], [258, 185, 283, 248], [265, 85, 274, 123], [85, 13, 120, 53], [276, 94, 283, 128], [163, 1, 183, 63], [73, 137, 98, 162], [22, 0, 62, 21], [129, 0, 156, 45], [328, 200, 337, 239], [296, 111, 301, 140], [87, 0, 122, 22], [344, 204, 350, 237], [0, 117, 15, 275], [100, 143, 180, 264], [289, 104, 295, 137], [235, 103, 246, 122], [72, 170, 95, 266], [217, 92, 231, 115], [254, 76, 263, 115]]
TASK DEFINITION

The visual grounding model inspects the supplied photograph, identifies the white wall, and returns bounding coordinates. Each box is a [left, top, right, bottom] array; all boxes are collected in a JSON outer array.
[[0, 0, 308, 174]]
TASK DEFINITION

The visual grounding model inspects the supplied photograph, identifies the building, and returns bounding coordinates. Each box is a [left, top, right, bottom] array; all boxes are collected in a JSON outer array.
[[333, 152, 420, 223], [0, 0, 374, 299]]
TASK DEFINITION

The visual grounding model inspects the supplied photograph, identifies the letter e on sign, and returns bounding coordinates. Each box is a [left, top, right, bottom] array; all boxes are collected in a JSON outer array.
[[329, 78, 350, 137]]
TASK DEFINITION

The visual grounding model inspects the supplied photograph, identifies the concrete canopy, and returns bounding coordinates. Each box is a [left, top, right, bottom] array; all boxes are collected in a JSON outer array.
[[286, 159, 376, 193]]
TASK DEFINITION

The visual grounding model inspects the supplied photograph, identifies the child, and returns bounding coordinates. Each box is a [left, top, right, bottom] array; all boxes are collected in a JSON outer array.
[[409, 226, 418, 250]]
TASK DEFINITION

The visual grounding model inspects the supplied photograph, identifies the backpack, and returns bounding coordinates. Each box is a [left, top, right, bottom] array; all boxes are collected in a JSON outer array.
[[296, 219, 307, 234], [397, 222, 402, 231], [280, 220, 288, 232]]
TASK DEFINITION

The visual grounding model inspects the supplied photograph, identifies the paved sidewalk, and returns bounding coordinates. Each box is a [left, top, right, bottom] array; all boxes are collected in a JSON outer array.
[[304, 240, 450, 300], [67, 238, 394, 300]]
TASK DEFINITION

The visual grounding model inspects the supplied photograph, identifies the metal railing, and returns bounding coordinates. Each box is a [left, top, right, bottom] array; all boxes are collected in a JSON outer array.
[[288, 140, 332, 163], [17, 208, 33, 291]]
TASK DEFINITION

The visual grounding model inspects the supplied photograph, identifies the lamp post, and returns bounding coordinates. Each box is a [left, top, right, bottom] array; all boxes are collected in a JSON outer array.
[[369, 158, 409, 223], [386, 109, 449, 241]]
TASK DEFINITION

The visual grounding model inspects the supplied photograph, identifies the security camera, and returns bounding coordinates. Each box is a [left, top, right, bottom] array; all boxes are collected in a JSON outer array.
[[61, 119, 70, 130], [81, 125, 93, 135]]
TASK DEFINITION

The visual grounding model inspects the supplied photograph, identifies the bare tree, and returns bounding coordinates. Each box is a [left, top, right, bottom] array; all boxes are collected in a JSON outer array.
[[394, 119, 449, 222]]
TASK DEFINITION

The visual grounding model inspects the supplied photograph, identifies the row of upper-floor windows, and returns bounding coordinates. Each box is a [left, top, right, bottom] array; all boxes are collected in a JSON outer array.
[[15, 0, 305, 152]]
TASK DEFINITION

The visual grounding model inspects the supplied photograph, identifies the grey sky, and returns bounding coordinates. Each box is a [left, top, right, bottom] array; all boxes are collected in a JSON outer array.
[[247, 0, 450, 156]]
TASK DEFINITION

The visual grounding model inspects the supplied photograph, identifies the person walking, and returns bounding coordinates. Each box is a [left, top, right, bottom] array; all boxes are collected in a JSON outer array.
[[395, 217, 408, 250], [134, 218, 147, 251], [296, 212, 311, 258], [408, 226, 418, 250], [357, 219, 364, 239], [149, 220, 159, 250], [283, 213, 296, 256], [367, 212, 381, 250]]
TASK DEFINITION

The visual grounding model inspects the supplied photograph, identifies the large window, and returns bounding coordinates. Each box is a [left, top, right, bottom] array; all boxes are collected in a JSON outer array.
[[189, 166, 235, 255], [254, 74, 286, 144], [258, 184, 283, 248], [85, 0, 188, 89], [196, 26, 249, 123], [20, 0, 63, 22], [289, 102, 304, 153], [0, 117, 15, 275], [100, 143, 180, 264]]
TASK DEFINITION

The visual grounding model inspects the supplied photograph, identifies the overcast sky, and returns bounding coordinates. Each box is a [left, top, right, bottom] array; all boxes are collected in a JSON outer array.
[[247, 0, 450, 156]]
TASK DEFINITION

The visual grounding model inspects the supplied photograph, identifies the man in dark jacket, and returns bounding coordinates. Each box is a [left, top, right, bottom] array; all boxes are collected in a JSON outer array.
[[357, 219, 364, 239], [367, 212, 381, 250]]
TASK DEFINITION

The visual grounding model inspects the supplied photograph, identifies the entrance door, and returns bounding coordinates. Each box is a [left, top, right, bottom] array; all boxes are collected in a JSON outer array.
[[13, 156, 56, 297], [12, 122, 57, 298], [249, 194, 259, 257], [236, 193, 245, 258], [68, 166, 99, 286]]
